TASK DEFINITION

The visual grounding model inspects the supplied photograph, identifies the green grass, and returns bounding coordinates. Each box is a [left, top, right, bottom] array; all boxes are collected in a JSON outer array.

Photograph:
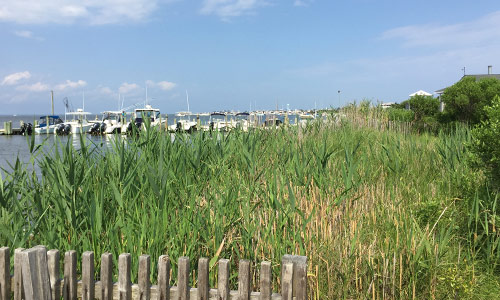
[[1, 117, 499, 299]]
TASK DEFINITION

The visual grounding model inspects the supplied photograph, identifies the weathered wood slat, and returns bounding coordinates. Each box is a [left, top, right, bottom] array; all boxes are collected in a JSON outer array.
[[259, 262, 272, 300], [280, 263, 293, 300], [157, 255, 170, 300], [82, 251, 95, 300], [101, 253, 114, 300], [64, 250, 77, 300], [0, 247, 9, 300], [75, 282, 282, 300], [217, 259, 230, 300], [138, 255, 151, 300], [178, 257, 190, 300], [13, 248, 24, 300], [1, 245, 305, 300], [47, 249, 61, 300], [119, 253, 132, 300], [281, 255, 307, 300], [238, 260, 251, 300], [21, 247, 52, 300], [197, 258, 209, 300]]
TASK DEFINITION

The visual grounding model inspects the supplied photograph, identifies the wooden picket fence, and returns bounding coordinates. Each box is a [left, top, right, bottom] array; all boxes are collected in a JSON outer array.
[[0, 246, 307, 300]]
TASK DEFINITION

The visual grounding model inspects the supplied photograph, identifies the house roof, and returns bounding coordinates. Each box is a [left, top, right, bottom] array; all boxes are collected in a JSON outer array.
[[409, 90, 432, 97], [435, 74, 500, 94]]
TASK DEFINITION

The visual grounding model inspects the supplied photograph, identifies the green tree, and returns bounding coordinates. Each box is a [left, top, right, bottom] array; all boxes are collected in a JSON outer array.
[[469, 95, 500, 189], [440, 77, 500, 124], [408, 95, 440, 121]]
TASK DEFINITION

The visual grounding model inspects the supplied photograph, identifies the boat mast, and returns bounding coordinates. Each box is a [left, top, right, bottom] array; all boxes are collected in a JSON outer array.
[[186, 90, 190, 113]]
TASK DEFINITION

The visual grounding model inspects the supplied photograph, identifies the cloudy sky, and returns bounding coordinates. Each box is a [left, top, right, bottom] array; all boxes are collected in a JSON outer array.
[[1, 0, 499, 114]]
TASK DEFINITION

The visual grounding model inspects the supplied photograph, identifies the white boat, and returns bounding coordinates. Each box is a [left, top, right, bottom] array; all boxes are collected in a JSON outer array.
[[175, 111, 192, 117], [235, 112, 251, 131], [88, 111, 126, 134], [56, 109, 94, 134], [208, 112, 237, 131], [34, 115, 64, 134], [169, 116, 197, 132], [123, 105, 163, 133]]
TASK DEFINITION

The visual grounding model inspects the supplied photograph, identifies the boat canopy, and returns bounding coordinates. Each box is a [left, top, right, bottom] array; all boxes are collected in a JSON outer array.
[[236, 112, 250, 116], [39, 115, 61, 119], [210, 112, 226, 116]]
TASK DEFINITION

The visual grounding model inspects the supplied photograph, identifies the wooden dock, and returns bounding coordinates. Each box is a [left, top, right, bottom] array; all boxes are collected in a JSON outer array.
[[0, 121, 22, 135]]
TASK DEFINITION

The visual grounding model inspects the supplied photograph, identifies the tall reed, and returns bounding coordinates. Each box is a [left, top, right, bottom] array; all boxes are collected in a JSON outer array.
[[0, 118, 499, 299]]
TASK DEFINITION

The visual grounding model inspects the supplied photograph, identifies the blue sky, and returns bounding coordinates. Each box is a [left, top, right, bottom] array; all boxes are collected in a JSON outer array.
[[1, 0, 500, 114]]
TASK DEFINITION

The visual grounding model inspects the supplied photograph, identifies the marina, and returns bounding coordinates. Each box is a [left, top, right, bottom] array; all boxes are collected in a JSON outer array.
[[0, 109, 321, 135]]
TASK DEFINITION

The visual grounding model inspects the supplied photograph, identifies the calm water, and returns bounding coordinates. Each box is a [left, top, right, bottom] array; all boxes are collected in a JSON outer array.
[[0, 133, 120, 174]]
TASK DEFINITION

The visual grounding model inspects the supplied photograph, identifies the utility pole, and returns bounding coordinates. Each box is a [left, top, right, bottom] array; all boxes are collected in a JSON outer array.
[[51, 90, 54, 115], [462, 67, 466, 76]]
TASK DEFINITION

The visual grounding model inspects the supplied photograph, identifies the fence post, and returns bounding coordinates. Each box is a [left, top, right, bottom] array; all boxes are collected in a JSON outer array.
[[0, 247, 9, 300], [21, 247, 52, 300], [119, 253, 132, 300], [47, 250, 61, 300], [64, 250, 77, 300], [100, 253, 113, 300], [217, 259, 230, 300], [157, 255, 170, 300], [259, 261, 272, 300], [82, 251, 95, 300], [197, 258, 209, 300], [14, 248, 24, 300], [282, 255, 308, 300], [238, 260, 251, 300], [178, 257, 190, 300], [138, 255, 151, 300], [281, 262, 293, 300]]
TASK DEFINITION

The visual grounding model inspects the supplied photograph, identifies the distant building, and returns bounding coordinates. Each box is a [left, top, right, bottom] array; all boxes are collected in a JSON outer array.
[[381, 102, 395, 109], [435, 65, 500, 112], [409, 90, 432, 97]]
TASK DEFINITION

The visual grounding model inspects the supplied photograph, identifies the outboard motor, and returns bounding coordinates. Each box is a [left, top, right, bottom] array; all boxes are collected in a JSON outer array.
[[176, 122, 182, 132], [188, 124, 197, 133], [89, 122, 101, 135], [57, 124, 71, 135], [63, 124, 71, 135], [20, 123, 33, 135], [99, 122, 106, 134], [127, 119, 142, 134], [55, 123, 65, 135]]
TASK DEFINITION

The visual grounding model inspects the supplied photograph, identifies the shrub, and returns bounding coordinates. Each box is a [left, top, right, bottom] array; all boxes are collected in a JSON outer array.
[[388, 108, 414, 122], [441, 77, 500, 125], [469, 95, 500, 189]]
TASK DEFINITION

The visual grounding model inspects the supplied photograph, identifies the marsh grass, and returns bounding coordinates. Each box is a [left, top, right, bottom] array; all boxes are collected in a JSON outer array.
[[1, 118, 499, 299]]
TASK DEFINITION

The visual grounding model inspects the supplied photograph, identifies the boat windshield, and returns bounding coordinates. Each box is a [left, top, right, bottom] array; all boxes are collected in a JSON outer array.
[[136, 110, 160, 120], [39, 116, 62, 126]]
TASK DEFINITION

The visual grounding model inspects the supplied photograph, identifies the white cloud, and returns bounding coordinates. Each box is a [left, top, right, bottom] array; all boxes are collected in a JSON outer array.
[[13, 30, 44, 41], [381, 10, 500, 49], [55, 79, 87, 91], [98, 86, 114, 95], [157, 81, 176, 91], [16, 82, 50, 92], [14, 30, 33, 38], [0, 0, 176, 25], [200, 0, 268, 19], [119, 82, 140, 94], [1, 71, 31, 85], [294, 0, 313, 7], [146, 80, 177, 91]]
